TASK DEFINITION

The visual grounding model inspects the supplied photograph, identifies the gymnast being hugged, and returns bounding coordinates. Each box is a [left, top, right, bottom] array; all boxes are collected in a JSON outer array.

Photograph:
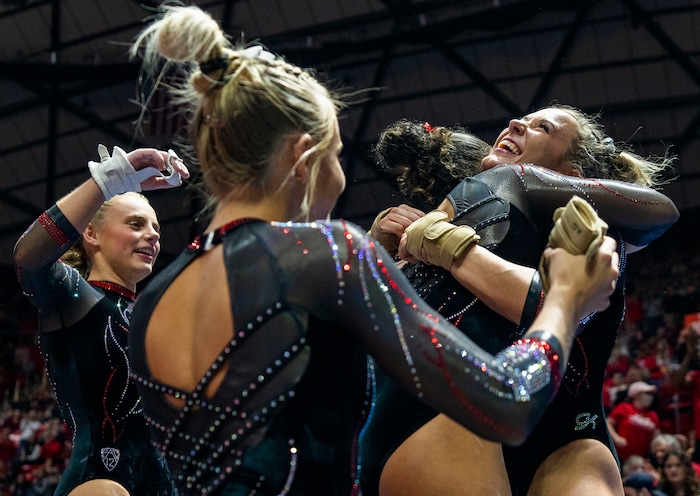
[[363, 112, 678, 495]]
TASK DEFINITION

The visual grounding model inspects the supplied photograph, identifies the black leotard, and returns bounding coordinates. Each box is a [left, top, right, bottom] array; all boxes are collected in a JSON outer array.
[[128, 217, 569, 496], [14, 205, 175, 496]]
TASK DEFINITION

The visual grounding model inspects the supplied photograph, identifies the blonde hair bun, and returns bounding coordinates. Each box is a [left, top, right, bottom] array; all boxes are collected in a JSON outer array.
[[156, 6, 226, 62]]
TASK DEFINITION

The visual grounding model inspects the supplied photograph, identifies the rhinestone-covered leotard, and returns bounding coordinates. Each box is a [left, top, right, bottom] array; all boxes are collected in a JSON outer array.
[[14, 205, 175, 496], [358, 164, 679, 495], [129, 217, 568, 496]]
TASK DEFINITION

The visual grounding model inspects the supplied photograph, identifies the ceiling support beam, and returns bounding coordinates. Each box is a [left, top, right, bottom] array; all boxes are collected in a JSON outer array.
[[619, 0, 700, 87], [528, 4, 592, 110], [438, 43, 521, 117], [45, 0, 60, 206]]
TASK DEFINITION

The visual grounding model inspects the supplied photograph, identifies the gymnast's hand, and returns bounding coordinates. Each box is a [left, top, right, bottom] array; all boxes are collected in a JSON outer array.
[[88, 145, 191, 200], [126, 148, 191, 191], [397, 210, 480, 270], [370, 204, 425, 256], [543, 235, 619, 321]]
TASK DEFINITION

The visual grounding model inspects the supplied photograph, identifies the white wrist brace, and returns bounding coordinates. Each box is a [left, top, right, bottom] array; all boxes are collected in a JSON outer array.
[[87, 144, 181, 200]]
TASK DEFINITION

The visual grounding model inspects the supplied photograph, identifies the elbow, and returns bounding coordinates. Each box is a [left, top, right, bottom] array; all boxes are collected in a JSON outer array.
[[501, 431, 530, 447], [13, 237, 41, 274], [661, 207, 681, 238], [499, 416, 537, 447], [669, 202, 681, 224], [656, 202, 681, 236], [481, 400, 548, 447], [13, 239, 27, 269]]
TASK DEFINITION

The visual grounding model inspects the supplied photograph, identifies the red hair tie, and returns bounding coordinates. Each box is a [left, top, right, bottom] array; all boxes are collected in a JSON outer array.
[[422, 122, 434, 133]]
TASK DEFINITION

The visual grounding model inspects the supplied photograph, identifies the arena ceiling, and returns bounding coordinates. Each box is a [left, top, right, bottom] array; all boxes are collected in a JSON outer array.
[[1, 0, 699, 270]]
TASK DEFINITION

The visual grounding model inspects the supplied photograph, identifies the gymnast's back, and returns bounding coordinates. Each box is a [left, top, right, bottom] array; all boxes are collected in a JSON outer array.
[[129, 219, 372, 495], [129, 217, 568, 495]]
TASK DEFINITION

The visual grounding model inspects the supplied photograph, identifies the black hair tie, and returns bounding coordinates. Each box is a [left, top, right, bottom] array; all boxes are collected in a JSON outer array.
[[199, 57, 229, 74]]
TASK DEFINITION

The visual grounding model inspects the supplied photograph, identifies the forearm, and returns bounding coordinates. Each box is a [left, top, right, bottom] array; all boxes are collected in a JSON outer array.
[[522, 284, 584, 367], [671, 345, 695, 389], [14, 179, 103, 271], [55, 179, 106, 233], [13, 201, 92, 318], [518, 165, 679, 247], [451, 245, 535, 324]]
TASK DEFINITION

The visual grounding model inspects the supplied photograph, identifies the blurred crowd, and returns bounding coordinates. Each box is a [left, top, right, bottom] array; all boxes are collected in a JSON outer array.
[[0, 280, 70, 496], [0, 214, 698, 495]]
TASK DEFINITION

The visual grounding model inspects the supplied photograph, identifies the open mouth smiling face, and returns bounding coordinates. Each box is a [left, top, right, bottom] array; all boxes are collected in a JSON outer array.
[[481, 108, 579, 175]]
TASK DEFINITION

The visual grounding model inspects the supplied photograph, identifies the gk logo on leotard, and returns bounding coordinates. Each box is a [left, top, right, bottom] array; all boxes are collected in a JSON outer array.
[[574, 413, 598, 431], [101, 447, 120, 471]]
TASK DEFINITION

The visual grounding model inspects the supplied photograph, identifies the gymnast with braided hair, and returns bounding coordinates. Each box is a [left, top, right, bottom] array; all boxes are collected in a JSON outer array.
[[362, 112, 679, 495]]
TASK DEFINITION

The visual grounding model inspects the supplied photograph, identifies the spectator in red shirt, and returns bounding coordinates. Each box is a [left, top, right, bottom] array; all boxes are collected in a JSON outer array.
[[637, 338, 673, 383], [671, 323, 700, 465], [38, 428, 63, 465], [605, 371, 627, 413], [624, 291, 645, 333], [607, 381, 661, 463]]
